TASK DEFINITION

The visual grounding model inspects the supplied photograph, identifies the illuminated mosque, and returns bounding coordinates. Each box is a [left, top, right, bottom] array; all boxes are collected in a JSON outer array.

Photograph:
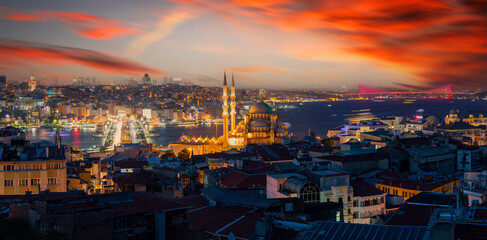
[[169, 72, 290, 155]]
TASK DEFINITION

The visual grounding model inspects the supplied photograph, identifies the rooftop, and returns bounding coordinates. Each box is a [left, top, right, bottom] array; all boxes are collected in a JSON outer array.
[[296, 221, 427, 240], [350, 180, 385, 197]]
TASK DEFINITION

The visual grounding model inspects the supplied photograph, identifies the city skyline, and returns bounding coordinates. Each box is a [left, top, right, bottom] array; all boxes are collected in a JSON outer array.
[[0, 0, 486, 89]]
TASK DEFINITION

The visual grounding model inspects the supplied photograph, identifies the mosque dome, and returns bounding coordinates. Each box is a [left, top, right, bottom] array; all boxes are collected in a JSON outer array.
[[250, 119, 270, 127], [249, 102, 273, 114]]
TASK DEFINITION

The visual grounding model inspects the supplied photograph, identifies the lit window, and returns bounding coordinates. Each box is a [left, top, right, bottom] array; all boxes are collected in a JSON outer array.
[[19, 179, 28, 186], [31, 179, 40, 185], [4, 179, 14, 186]]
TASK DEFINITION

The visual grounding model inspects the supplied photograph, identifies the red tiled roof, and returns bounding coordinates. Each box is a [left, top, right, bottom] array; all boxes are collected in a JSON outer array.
[[386, 204, 438, 226], [0, 192, 85, 202], [219, 210, 265, 238], [350, 180, 385, 197], [50, 202, 111, 214], [177, 195, 209, 211], [220, 170, 248, 188], [318, 152, 389, 163], [241, 161, 275, 174], [111, 192, 190, 216], [187, 206, 263, 239], [219, 170, 267, 189]]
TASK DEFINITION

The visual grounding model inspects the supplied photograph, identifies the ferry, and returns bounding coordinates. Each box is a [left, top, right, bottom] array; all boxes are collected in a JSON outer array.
[[177, 120, 198, 126], [85, 145, 100, 153], [93, 133, 105, 138], [147, 132, 160, 137]]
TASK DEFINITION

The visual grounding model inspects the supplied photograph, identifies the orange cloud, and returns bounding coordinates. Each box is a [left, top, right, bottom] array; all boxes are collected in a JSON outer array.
[[2, 12, 46, 21], [174, 0, 487, 87], [1, 8, 140, 40], [0, 39, 162, 76]]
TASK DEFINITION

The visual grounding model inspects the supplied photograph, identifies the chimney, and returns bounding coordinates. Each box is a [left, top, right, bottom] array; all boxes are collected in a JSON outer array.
[[253, 216, 273, 239]]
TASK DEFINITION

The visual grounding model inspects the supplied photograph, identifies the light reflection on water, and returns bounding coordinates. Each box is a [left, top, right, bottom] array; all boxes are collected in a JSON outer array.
[[24, 99, 487, 149]]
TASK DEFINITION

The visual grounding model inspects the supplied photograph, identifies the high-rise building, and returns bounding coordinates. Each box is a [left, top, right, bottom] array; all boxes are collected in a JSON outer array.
[[143, 73, 151, 85], [173, 77, 182, 85], [0, 75, 6, 87], [28, 74, 36, 91], [78, 77, 84, 86]]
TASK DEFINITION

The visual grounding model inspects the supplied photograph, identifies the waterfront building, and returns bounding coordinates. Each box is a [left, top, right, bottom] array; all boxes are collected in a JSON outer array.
[[0, 136, 67, 195], [436, 122, 485, 146], [445, 108, 487, 126], [170, 72, 290, 154], [0, 75, 6, 88]]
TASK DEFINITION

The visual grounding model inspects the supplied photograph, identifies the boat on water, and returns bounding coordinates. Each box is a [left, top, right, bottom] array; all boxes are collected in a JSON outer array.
[[85, 145, 100, 152], [299, 103, 304, 105], [327, 104, 332, 107], [403, 101, 413, 104], [93, 133, 105, 138], [373, 100, 385, 102], [147, 132, 160, 137], [284, 122, 292, 128], [331, 114, 337, 117], [177, 120, 198, 126]]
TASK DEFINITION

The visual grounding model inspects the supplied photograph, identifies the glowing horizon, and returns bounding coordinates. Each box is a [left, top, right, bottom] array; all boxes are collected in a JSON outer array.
[[0, 0, 486, 89]]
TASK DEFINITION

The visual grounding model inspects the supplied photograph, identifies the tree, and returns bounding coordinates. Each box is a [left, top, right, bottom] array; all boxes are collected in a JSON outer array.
[[321, 138, 335, 147], [178, 149, 191, 162], [160, 150, 176, 160]]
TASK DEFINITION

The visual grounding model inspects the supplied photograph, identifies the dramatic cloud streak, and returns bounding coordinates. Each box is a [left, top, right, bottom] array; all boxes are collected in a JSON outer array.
[[124, 6, 198, 57], [1, 8, 140, 40], [174, 0, 487, 87], [0, 39, 162, 76], [2, 12, 46, 21]]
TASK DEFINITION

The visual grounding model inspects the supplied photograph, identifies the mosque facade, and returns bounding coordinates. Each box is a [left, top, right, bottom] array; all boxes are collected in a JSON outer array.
[[169, 72, 290, 155]]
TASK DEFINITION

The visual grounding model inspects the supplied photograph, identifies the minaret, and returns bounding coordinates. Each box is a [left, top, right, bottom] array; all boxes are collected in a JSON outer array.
[[230, 73, 236, 133], [222, 72, 229, 148]]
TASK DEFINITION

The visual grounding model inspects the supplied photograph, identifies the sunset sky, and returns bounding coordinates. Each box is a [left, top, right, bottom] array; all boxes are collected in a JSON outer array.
[[0, 0, 486, 89]]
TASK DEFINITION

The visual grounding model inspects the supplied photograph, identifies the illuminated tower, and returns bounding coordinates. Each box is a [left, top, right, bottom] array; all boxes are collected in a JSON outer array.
[[230, 73, 236, 133], [28, 74, 36, 91], [222, 72, 229, 148], [143, 73, 151, 85]]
